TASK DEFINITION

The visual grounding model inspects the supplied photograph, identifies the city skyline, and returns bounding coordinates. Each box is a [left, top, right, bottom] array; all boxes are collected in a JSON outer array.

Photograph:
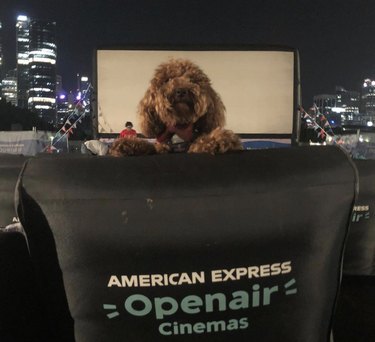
[[0, 14, 84, 94], [1, 0, 375, 106]]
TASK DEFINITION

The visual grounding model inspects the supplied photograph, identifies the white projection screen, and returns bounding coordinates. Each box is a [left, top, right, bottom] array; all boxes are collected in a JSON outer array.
[[95, 48, 299, 141]]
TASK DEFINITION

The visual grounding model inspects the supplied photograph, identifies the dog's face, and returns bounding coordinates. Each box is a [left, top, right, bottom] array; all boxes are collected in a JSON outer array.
[[139, 59, 226, 138]]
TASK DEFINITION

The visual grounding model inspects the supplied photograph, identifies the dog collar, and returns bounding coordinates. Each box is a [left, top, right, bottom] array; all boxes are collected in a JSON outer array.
[[156, 123, 194, 143]]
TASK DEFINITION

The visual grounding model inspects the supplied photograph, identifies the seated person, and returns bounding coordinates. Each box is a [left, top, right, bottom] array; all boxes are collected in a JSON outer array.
[[119, 122, 137, 138]]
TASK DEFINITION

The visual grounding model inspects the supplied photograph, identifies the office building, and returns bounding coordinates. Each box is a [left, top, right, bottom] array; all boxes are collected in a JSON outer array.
[[56, 74, 63, 94], [335, 86, 360, 114], [16, 15, 30, 109], [56, 93, 70, 125], [28, 19, 57, 125], [1, 69, 18, 106], [0, 21, 3, 98], [76, 74, 90, 93], [361, 78, 375, 115], [1, 77, 18, 106], [313, 94, 336, 115], [313, 87, 360, 126], [0, 21, 3, 79]]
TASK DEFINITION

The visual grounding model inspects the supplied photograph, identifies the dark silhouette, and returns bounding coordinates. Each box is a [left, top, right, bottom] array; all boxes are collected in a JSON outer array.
[[0, 98, 53, 131]]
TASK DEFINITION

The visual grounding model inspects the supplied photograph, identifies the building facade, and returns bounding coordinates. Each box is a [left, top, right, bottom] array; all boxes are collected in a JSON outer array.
[[0, 21, 3, 98], [27, 19, 57, 125], [14, 15, 58, 124], [0, 21, 3, 79], [361, 79, 375, 115], [313, 86, 360, 126], [313, 94, 336, 115], [16, 15, 30, 109], [1, 71, 17, 106], [335, 86, 360, 113]]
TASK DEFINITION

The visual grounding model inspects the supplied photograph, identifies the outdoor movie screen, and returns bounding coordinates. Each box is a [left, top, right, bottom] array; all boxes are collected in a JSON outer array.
[[95, 48, 297, 138]]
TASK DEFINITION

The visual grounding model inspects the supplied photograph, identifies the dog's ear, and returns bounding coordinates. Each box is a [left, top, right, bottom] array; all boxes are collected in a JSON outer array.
[[138, 88, 165, 138], [199, 86, 226, 133]]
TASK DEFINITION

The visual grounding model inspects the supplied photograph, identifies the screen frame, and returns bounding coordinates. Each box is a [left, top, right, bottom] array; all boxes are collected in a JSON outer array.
[[92, 45, 301, 145]]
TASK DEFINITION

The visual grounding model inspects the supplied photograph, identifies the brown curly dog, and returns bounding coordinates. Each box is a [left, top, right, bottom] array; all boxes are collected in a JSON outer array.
[[109, 59, 243, 156]]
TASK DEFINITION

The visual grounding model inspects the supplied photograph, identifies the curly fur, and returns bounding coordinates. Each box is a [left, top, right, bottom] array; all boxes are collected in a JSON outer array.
[[109, 137, 156, 156], [139, 59, 226, 137], [109, 58, 243, 156]]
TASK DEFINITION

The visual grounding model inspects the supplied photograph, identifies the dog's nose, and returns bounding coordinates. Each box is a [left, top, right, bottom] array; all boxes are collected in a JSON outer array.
[[175, 88, 188, 98]]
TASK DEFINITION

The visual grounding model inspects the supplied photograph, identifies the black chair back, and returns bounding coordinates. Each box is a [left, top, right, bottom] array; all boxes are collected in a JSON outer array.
[[17, 147, 356, 342]]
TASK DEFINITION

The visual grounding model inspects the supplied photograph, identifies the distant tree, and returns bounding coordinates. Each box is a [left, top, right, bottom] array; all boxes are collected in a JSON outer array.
[[0, 98, 53, 131]]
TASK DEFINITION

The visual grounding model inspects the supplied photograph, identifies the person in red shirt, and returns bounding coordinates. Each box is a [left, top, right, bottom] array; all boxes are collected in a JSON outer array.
[[119, 121, 137, 138]]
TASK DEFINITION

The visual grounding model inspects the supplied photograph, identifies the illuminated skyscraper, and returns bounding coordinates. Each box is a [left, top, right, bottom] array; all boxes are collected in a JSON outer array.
[[16, 15, 30, 108], [56, 74, 63, 94], [0, 21, 3, 78], [1, 72, 18, 106], [361, 79, 375, 116], [28, 19, 57, 124], [0, 21, 3, 98]]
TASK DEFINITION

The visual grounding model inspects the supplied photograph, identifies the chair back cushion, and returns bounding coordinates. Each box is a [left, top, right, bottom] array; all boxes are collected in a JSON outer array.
[[18, 146, 357, 342], [343, 159, 375, 275], [0, 154, 27, 228]]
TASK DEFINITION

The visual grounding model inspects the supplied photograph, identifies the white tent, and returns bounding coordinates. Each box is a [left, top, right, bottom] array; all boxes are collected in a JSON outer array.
[[0, 131, 53, 156]]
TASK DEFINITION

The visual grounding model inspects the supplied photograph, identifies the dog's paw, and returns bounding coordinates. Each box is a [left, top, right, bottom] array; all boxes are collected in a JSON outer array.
[[188, 128, 243, 154], [155, 143, 171, 154], [108, 137, 156, 156]]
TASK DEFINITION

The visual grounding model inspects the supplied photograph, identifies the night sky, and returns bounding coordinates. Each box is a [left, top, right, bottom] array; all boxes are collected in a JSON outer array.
[[1, 0, 375, 106]]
